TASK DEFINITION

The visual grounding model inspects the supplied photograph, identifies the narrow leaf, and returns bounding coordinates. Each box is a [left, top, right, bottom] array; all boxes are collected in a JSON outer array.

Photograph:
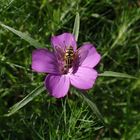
[[99, 71, 137, 79], [136, 45, 140, 67], [80, 91, 105, 124], [0, 22, 44, 48], [5, 84, 45, 116], [72, 12, 80, 41]]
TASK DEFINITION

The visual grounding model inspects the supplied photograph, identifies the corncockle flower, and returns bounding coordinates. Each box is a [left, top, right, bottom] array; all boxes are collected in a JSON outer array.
[[32, 33, 101, 98]]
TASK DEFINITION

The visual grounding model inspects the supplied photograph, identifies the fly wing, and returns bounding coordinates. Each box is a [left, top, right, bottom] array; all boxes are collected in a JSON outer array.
[[74, 47, 89, 66], [54, 45, 65, 61]]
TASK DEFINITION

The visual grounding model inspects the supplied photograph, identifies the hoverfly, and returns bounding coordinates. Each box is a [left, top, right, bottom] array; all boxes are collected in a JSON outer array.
[[54, 45, 88, 74], [63, 46, 77, 73]]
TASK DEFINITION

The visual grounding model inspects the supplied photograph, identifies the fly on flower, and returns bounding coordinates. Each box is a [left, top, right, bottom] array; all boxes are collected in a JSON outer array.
[[63, 46, 75, 73], [32, 33, 101, 98]]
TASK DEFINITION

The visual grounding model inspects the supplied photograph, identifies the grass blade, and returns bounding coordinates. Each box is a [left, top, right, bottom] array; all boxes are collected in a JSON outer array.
[[5, 84, 45, 116], [80, 91, 105, 124], [0, 22, 44, 48], [136, 45, 140, 68], [72, 12, 80, 41], [99, 71, 137, 79]]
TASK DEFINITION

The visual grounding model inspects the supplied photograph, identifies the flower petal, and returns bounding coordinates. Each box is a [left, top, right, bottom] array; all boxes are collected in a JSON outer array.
[[51, 33, 77, 52], [70, 67, 98, 90], [78, 43, 101, 68], [45, 74, 70, 98], [32, 49, 59, 74]]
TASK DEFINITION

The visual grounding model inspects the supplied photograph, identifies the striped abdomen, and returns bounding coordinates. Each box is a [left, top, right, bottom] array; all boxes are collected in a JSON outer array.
[[64, 46, 74, 69]]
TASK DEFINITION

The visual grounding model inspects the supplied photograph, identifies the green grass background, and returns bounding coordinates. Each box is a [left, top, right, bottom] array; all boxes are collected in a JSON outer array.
[[0, 0, 140, 139]]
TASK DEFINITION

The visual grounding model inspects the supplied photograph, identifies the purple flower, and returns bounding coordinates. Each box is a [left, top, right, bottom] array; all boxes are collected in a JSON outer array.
[[32, 33, 101, 98]]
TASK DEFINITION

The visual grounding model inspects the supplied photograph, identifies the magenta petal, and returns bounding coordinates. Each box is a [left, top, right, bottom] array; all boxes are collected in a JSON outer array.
[[70, 67, 98, 90], [78, 43, 101, 68], [32, 49, 59, 74], [51, 33, 77, 52], [45, 74, 70, 98]]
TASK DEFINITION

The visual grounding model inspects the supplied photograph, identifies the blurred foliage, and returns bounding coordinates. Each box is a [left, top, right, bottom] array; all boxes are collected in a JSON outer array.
[[0, 0, 140, 139]]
